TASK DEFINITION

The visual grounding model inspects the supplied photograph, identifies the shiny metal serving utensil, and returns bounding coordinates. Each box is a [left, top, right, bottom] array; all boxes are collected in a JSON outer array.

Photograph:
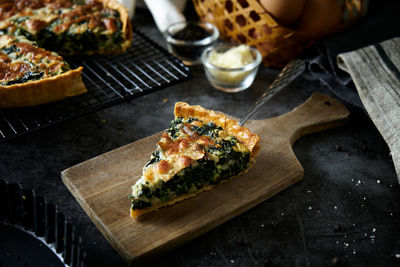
[[239, 59, 306, 126]]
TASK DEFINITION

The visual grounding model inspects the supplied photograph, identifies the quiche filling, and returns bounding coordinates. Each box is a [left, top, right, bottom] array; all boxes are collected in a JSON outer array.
[[0, 34, 71, 85], [129, 117, 251, 211], [0, 0, 126, 54]]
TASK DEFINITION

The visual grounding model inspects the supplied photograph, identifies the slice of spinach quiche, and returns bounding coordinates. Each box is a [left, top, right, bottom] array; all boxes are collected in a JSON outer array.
[[0, 0, 132, 107], [0, 34, 86, 107], [129, 102, 260, 218]]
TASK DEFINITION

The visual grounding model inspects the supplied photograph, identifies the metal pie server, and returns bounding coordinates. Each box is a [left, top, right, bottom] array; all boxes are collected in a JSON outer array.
[[239, 59, 306, 126]]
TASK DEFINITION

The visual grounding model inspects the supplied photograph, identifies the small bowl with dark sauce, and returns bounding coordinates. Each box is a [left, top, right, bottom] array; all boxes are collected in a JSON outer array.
[[165, 21, 219, 66]]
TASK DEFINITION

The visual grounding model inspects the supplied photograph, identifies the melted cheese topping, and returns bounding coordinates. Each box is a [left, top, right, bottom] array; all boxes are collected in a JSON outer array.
[[143, 132, 207, 184]]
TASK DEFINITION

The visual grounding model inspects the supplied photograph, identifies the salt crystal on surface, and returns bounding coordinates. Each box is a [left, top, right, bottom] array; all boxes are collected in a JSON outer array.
[[334, 206, 338, 210], [308, 206, 312, 210], [377, 180, 381, 184], [372, 228, 376, 232]]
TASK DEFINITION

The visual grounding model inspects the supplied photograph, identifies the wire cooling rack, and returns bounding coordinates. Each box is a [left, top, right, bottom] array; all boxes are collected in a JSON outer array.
[[0, 28, 192, 142]]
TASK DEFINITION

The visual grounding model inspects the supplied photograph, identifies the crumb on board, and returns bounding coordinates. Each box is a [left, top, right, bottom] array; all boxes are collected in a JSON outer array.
[[163, 98, 168, 103]]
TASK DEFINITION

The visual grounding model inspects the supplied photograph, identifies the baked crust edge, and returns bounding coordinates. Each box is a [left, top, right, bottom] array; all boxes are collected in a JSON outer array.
[[0, 67, 87, 108]]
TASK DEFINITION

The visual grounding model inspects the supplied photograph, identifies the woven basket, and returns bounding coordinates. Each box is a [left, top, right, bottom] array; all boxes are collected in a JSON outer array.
[[193, 0, 365, 67]]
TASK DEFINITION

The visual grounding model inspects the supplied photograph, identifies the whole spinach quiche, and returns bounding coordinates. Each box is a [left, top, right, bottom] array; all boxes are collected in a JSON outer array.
[[129, 102, 260, 218], [0, 0, 132, 108]]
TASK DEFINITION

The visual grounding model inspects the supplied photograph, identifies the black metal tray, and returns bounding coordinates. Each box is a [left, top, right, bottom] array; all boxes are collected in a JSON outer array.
[[0, 27, 192, 142], [0, 179, 86, 267]]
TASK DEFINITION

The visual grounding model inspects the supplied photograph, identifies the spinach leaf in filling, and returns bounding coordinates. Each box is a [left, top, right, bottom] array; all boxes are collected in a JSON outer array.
[[2, 71, 44, 86], [192, 121, 222, 138], [145, 150, 161, 167], [1, 44, 19, 54], [165, 117, 184, 138]]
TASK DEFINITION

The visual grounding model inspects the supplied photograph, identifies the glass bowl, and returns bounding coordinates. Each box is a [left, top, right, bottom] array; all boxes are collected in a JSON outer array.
[[201, 43, 262, 93], [165, 21, 219, 66]]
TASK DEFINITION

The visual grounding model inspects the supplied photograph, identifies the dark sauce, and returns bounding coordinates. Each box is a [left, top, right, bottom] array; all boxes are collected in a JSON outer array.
[[168, 22, 215, 64], [172, 23, 211, 41]]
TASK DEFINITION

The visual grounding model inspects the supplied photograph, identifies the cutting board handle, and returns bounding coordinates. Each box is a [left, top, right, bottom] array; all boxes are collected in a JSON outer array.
[[272, 93, 350, 145]]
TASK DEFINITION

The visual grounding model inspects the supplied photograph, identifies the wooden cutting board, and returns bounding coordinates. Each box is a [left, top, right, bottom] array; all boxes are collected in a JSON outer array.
[[61, 93, 349, 264]]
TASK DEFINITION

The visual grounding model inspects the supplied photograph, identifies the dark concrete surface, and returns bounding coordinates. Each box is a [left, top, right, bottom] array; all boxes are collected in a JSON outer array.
[[1, 6, 400, 267]]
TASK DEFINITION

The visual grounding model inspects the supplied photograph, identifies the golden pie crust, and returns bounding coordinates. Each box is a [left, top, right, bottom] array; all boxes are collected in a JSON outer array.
[[131, 102, 260, 218], [0, 67, 86, 108]]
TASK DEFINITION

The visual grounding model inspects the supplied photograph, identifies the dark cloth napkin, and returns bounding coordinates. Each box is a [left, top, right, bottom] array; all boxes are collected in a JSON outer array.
[[337, 38, 400, 183], [303, 0, 400, 109], [302, 0, 400, 182]]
